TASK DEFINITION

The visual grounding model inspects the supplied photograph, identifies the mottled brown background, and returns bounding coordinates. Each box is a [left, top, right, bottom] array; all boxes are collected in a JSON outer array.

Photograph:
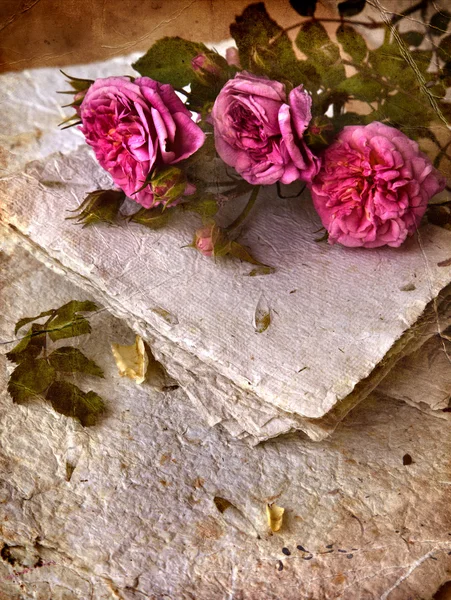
[[0, 0, 344, 73]]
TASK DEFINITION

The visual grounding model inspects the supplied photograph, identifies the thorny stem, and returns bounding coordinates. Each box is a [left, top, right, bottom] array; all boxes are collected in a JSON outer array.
[[225, 185, 260, 232]]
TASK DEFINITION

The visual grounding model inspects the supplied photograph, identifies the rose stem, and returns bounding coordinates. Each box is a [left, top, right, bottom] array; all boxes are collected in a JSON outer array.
[[225, 185, 261, 233]]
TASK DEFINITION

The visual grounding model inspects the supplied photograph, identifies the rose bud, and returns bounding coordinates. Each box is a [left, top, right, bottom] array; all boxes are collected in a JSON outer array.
[[194, 223, 222, 257], [225, 47, 241, 68], [309, 121, 446, 248], [151, 167, 194, 207], [191, 53, 222, 76]]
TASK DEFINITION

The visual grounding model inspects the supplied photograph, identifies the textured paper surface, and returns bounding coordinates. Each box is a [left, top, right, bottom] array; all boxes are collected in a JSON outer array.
[[1, 244, 451, 600], [1, 143, 451, 442]]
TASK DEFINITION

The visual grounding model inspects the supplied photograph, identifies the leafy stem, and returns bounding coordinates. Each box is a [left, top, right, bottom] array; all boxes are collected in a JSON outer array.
[[225, 185, 261, 233]]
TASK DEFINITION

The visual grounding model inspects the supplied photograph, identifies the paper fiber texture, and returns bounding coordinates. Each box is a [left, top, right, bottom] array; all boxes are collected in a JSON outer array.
[[1, 145, 451, 442], [1, 244, 451, 600]]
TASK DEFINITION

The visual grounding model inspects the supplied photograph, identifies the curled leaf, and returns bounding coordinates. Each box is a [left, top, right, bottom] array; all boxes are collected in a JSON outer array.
[[253, 295, 271, 333], [214, 497, 233, 513], [266, 503, 285, 532], [111, 335, 149, 384], [47, 300, 98, 342]]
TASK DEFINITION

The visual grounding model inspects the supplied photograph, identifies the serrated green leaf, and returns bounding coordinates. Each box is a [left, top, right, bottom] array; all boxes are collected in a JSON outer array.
[[47, 300, 98, 342], [430, 11, 451, 36], [14, 310, 54, 335], [438, 35, 451, 63], [230, 3, 319, 89], [336, 24, 368, 63], [48, 347, 104, 378], [295, 20, 340, 64], [337, 0, 366, 17], [46, 381, 105, 426], [337, 73, 383, 101], [295, 21, 345, 88], [132, 37, 208, 87], [7, 359, 55, 403], [400, 31, 424, 47], [6, 324, 46, 364], [379, 93, 435, 131]]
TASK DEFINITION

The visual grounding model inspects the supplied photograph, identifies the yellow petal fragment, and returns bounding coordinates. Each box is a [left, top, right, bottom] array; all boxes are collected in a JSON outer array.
[[111, 335, 149, 384], [266, 503, 284, 532]]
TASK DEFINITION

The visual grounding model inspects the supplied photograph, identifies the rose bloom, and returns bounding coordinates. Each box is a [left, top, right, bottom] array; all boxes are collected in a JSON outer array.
[[310, 122, 446, 248], [211, 72, 320, 186], [79, 76, 205, 208]]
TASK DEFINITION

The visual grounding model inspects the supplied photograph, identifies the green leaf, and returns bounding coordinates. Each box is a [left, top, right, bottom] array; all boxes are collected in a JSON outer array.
[[128, 205, 170, 229], [289, 0, 317, 17], [295, 20, 340, 65], [46, 381, 105, 427], [66, 189, 126, 227], [182, 194, 219, 219], [336, 24, 368, 63], [437, 35, 451, 63], [379, 93, 435, 130], [6, 324, 46, 364], [230, 3, 319, 89], [48, 347, 104, 378], [7, 359, 55, 403], [132, 37, 208, 87], [295, 21, 345, 88], [337, 73, 383, 101], [400, 31, 424, 47], [47, 300, 98, 342], [228, 241, 273, 268], [14, 310, 54, 335], [337, 0, 366, 17], [430, 11, 451, 36]]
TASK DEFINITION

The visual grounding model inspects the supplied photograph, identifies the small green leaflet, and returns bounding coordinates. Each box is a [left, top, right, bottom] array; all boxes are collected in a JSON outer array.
[[46, 381, 105, 427], [6, 324, 46, 364], [47, 300, 98, 341], [7, 359, 55, 403], [48, 347, 104, 378]]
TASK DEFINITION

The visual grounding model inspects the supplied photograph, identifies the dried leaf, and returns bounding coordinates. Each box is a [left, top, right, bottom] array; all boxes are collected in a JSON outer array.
[[111, 335, 149, 384], [214, 497, 233, 513], [14, 309, 54, 335], [6, 324, 46, 364], [47, 300, 98, 342], [7, 359, 55, 403], [48, 347, 104, 378], [266, 503, 285, 532], [46, 380, 105, 426], [254, 295, 271, 333]]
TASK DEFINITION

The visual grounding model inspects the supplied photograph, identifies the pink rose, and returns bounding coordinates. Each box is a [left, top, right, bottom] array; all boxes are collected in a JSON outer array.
[[211, 72, 320, 186], [79, 76, 205, 208], [310, 122, 446, 248]]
